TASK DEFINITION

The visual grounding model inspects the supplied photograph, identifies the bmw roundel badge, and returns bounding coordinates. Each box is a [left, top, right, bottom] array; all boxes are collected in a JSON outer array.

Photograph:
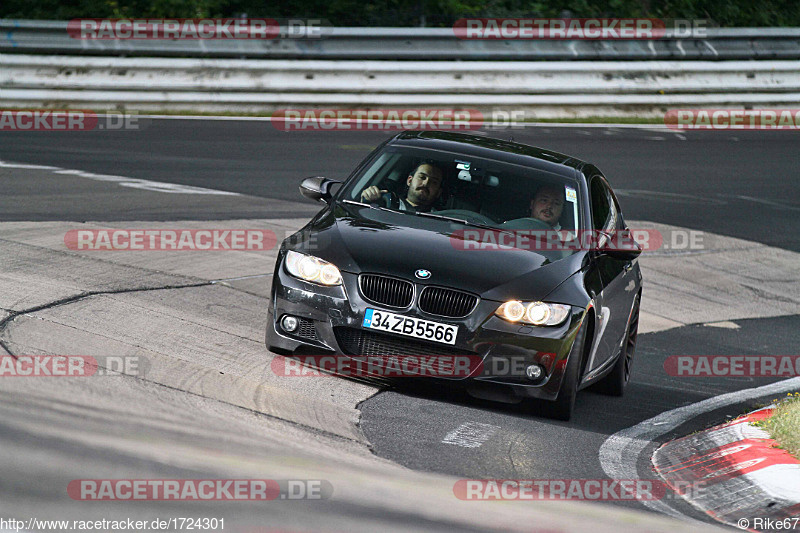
[[415, 269, 431, 279]]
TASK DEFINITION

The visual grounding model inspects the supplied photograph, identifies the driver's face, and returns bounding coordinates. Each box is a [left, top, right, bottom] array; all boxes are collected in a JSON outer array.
[[531, 187, 564, 225], [406, 164, 443, 206]]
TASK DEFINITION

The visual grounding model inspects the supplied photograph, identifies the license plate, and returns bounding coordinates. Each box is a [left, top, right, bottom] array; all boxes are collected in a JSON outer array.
[[362, 309, 458, 345]]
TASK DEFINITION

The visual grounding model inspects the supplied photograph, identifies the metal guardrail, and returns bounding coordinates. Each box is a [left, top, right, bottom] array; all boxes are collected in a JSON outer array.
[[2, 54, 799, 117], [2, 20, 799, 117], [4, 55, 800, 94], [1, 19, 800, 60]]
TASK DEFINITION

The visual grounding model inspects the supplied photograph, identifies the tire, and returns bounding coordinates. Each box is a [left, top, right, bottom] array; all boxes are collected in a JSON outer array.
[[545, 317, 591, 421], [596, 294, 640, 397]]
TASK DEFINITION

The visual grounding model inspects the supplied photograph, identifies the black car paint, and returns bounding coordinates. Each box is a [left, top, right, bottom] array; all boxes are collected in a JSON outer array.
[[266, 131, 642, 415]]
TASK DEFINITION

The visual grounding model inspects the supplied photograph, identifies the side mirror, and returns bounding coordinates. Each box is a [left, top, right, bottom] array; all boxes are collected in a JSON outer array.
[[598, 229, 643, 260], [299, 177, 342, 204]]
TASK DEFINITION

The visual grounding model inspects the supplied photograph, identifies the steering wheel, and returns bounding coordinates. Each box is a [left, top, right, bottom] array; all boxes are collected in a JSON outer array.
[[376, 191, 399, 209], [524, 218, 553, 230], [434, 209, 496, 226], [499, 217, 557, 231], [361, 190, 399, 209]]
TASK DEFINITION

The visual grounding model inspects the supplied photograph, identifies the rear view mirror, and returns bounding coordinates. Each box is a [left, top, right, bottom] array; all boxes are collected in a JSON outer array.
[[299, 177, 342, 203]]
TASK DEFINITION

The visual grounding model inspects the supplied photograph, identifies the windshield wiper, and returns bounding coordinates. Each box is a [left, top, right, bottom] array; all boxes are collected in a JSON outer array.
[[342, 199, 400, 214], [412, 211, 470, 225], [343, 201, 507, 233], [342, 199, 370, 208], [413, 211, 509, 233]]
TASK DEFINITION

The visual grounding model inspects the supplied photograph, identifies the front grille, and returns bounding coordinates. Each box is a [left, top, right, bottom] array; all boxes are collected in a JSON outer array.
[[335, 327, 474, 358], [359, 274, 414, 308], [296, 317, 318, 340], [418, 286, 478, 318]]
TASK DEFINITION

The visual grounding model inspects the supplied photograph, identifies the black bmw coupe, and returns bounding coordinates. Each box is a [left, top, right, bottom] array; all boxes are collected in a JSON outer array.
[[267, 131, 642, 420]]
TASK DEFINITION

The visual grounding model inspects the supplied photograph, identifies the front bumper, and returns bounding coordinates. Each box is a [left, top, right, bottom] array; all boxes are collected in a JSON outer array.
[[266, 253, 586, 402]]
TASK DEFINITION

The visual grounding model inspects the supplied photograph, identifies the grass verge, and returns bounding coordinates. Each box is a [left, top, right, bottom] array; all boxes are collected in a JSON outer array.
[[757, 393, 800, 459], [139, 112, 667, 124], [0, 108, 668, 124]]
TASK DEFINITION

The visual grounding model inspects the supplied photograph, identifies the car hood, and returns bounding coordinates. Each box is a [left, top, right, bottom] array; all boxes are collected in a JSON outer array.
[[291, 202, 585, 302]]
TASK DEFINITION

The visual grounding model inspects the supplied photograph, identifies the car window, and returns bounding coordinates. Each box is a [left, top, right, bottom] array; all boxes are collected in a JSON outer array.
[[590, 176, 613, 231], [347, 152, 404, 196], [608, 188, 624, 230], [607, 190, 619, 231], [341, 145, 582, 233]]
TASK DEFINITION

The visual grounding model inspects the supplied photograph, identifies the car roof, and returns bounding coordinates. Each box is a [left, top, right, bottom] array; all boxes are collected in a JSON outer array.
[[388, 131, 587, 179]]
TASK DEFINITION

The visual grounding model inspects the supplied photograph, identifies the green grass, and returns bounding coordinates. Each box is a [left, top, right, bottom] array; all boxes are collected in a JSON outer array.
[[757, 393, 800, 459], [137, 112, 666, 124], [0, 107, 667, 124], [521, 116, 663, 124]]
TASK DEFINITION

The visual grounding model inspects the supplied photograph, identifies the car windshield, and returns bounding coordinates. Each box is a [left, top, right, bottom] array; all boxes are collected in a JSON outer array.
[[339, 145, 582, 238]]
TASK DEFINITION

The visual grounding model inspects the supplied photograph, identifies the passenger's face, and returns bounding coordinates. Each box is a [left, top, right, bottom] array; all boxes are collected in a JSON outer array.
[[406, 164, 443, 206], [531, 187, 564, 225]]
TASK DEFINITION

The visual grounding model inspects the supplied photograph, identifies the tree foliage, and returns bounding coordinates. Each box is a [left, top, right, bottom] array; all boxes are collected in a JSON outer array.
[[1, 0, 797, 26]]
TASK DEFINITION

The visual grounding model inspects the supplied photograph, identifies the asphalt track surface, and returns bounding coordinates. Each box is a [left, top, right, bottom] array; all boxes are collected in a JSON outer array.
[[1, 120, 798, 251], [360, 315, 800, 521], [1, 119, 799, 529]]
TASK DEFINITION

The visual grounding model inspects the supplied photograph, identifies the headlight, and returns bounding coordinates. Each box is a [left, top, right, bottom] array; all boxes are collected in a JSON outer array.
[[495, 300, 570, 326], [285, 250, 342, 286], [495, 301, 526, 322]]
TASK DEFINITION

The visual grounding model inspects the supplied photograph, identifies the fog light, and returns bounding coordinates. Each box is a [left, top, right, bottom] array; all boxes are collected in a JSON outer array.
[[281, 315, 299, 333], [525, 364, 543, 380]]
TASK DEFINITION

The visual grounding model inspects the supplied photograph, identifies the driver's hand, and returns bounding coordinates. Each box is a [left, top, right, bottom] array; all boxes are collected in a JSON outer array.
[[361, 186, 388, 203]]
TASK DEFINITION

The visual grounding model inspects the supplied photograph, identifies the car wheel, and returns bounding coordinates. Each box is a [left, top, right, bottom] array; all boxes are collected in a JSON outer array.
[[544, 317, 591, 421], [597, 294, 640, 397]]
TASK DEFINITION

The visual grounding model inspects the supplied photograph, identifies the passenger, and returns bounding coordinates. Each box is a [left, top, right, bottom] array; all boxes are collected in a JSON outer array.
[[360, 162, 443, 213], [529, 184, 564, 229]]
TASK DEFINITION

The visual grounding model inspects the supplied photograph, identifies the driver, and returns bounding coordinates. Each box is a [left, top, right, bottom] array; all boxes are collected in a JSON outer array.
[[360, 162, 443, 213], [529, 184, 564, 229]]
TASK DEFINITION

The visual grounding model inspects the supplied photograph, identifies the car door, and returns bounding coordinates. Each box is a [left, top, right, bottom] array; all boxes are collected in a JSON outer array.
[[589, 173, 636, 369]]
